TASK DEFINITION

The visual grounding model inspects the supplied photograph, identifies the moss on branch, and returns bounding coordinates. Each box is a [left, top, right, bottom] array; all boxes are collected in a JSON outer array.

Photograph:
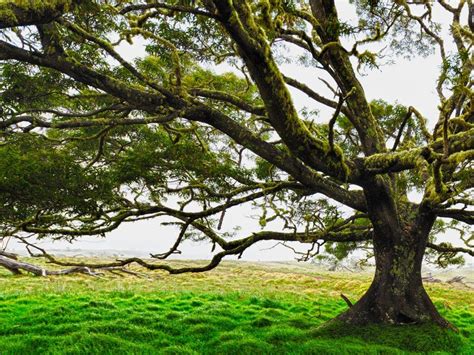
[[0, 0, 74, 28]]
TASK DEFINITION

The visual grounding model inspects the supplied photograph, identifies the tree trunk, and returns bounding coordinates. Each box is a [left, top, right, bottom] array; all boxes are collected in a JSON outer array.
[[337, 209, 451, 328]]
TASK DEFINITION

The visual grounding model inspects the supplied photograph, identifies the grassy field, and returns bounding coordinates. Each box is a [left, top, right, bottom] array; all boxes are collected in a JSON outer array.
[[0, 260, 472, 354]]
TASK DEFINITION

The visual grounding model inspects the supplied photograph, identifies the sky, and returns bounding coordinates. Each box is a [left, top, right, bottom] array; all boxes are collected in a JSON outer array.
[[7, 1, 472, 264]]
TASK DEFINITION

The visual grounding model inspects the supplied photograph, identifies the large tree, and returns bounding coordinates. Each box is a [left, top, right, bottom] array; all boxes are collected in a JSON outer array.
[[0, 0, 472, 328]]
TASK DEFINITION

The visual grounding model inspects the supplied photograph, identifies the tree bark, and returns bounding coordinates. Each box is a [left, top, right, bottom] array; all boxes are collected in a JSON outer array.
[[336, 207, 452, 328]]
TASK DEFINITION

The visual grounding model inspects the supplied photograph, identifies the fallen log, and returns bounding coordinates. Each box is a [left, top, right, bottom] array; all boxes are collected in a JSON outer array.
[[0, 255, 101, 276], [0, 251, 19, 260], [422, 273, 442, 283], [0, 254, 155, 278], [447, 276, 465, 284]]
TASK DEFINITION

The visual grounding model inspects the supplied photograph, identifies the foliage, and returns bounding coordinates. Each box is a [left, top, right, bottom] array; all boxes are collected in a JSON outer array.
[[0, 0, 471, 262], [0, 133, 114, 220]]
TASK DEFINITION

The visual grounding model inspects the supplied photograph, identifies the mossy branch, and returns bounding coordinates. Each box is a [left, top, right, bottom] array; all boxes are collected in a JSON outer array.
[[427, 242, 474, 257], [0, 0, 75, 29]]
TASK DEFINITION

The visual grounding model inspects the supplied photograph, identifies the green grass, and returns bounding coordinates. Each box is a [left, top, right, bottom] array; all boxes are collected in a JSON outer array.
[[0, 260, 472, 354]]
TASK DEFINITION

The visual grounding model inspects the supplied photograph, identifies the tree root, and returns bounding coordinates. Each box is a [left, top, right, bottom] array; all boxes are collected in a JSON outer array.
[[340, 293, 353, 308]]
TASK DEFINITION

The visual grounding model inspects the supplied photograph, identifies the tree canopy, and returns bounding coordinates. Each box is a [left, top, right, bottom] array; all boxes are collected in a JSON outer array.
[[0, 0, 472, 326]]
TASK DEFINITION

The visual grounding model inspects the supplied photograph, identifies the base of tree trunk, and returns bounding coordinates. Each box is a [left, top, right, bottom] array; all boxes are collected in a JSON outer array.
[[335, 280, 454, 330]]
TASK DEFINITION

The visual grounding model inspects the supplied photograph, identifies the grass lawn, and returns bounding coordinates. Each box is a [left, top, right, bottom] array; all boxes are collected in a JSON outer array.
[[0, 260, 472, 354]]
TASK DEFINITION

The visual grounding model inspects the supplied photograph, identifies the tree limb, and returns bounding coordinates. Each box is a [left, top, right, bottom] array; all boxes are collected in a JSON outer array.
[[435, 209, 474, 225], [427, 243, 474, 257], [0, 0, 75, 29]]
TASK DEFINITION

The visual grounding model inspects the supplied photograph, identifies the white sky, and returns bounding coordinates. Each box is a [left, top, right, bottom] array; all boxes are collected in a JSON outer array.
[[8, 1, 472, 263]]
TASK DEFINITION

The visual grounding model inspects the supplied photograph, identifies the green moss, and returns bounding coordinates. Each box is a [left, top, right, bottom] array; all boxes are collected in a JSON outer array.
[[0, 5, 16, 24]]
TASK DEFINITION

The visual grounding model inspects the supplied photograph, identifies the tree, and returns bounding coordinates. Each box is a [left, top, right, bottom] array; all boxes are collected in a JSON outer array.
[[0, 0, 472, 328]]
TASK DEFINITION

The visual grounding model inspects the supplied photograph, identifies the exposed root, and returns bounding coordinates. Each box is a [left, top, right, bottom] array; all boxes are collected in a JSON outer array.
[[340, 293, 353, 308]]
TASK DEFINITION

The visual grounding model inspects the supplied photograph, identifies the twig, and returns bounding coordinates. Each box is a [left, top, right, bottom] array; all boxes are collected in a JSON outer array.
[[392, 107, 413, 151]]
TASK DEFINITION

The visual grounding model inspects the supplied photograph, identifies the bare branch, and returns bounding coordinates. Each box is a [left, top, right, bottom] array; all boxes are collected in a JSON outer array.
[[283, 75, 354, 120], [392, 107, 413, 152], [188, 88, 266, 115]]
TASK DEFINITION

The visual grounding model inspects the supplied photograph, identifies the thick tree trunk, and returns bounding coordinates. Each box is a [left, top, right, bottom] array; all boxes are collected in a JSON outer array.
[[337, 209, 451, 328]]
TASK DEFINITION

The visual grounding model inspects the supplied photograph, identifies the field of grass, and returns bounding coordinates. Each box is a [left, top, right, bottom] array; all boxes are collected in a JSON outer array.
[[0, 260, 472, 354]]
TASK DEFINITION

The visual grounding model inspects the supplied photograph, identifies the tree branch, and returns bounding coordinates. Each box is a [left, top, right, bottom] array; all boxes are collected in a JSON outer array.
[[282, 75, 354, 120], [0, 40, 175, 110], [435, 209, 474, 225], [188, 88, 266, 115], [185, 105, 367, 210], [209, 0, 352, 182], [0, 0, 75, 29], [118, 2, 217, 19], [391, 107, 413, 152], [427, 243, 474, 257], [3, 223, 373, 277]]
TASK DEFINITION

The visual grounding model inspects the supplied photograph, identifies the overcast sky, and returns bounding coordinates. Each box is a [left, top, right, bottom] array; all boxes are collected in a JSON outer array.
[[8, 1, 472, 264]]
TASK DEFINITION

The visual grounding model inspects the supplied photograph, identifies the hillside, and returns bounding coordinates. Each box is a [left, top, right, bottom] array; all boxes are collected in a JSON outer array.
[[0, 260, 472, 354]]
